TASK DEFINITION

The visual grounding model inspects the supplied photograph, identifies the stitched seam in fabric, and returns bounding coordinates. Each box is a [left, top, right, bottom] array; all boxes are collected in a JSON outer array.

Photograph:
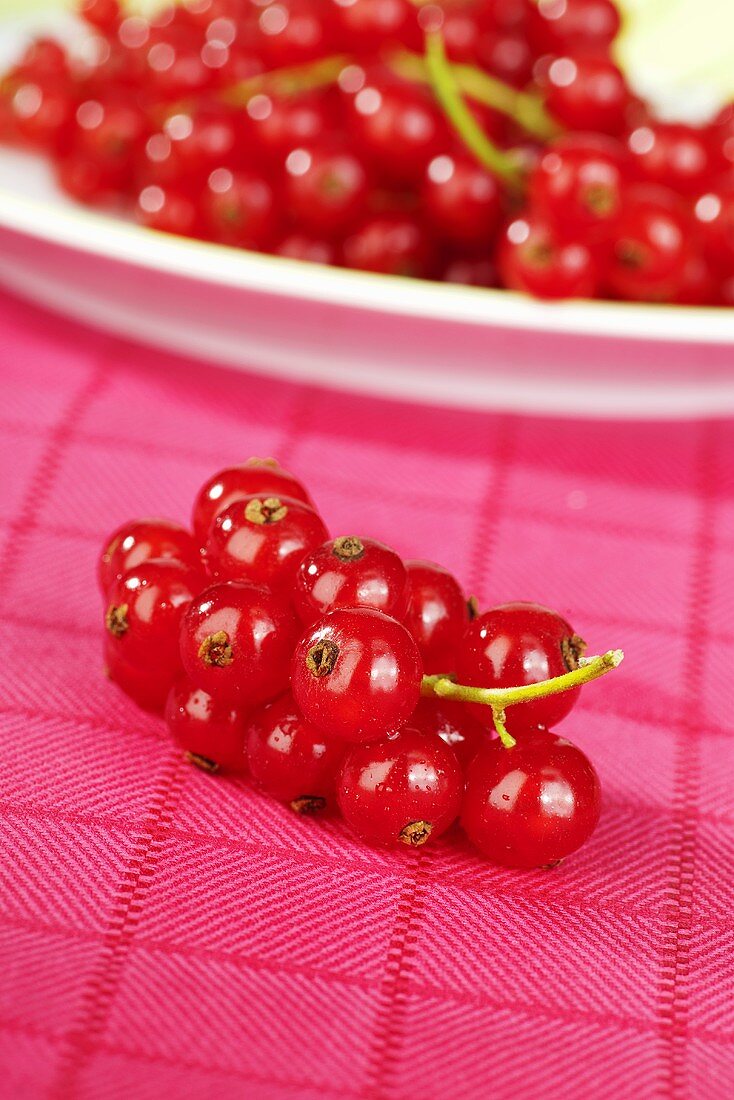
[[657, 420, 716, 1099], [0, 364, 107, 613], [48, 752, 187, 1097]]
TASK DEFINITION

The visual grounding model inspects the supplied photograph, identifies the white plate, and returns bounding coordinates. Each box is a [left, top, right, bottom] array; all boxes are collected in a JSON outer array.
[[0, 7, 733, 418]]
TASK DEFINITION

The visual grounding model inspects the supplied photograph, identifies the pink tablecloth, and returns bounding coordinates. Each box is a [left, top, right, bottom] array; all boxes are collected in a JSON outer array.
[[0, 288, 732, 1100]]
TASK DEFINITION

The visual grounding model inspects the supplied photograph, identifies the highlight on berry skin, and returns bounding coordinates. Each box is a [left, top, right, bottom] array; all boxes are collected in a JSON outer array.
[[3, 0, 732, 306], [98, 456, 624, 871]]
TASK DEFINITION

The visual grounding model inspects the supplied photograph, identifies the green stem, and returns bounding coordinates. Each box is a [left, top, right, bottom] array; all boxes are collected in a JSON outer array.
[[388, 50, 559, 142], [420, 650, 624, 749], [222, 54, 351, 106], [422, 30, 524, 189]]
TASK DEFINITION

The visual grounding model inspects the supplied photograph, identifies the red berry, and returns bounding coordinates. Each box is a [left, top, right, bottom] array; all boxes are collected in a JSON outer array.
[[136, 184, 202, 236], [80, 0, 121, 33], [605, 185, 692, 302], [284, 143, 370, 236], [70, 96, 149, 187], [246, 91, 335, 162], [694, 185, 734, 276], [9, 78, 73, 152], [542, 55, 630, 135], [476, 30, 533, 89], [330, 0, 421, 55], [293, 535, 409, 625], [627, 122, 718, 196], [203, 167, 279, 249], [192, 459, 312, 545], [456, 602, 586, 734], [441, 256, 498, 287], [104, 637, 170, 713], [528, 0, 621, 55], [275, 233, 339, 265], [246, 692, 345, 811], [165, 676, 248, 772], [462, 730, 601, 869], [180, 579, 298, 706], [291, 608, 423, 743], [347, 78, 447, 186], [206, 495, 328, 590], [98, 517, 201, 595], [255, 0, 333, 67], [104, 558, 203, 682], [529, 132, 628, 238], [410, 697, 486, 772], [337, 725, 463, 848], [422, 153, 501, 249], [498, 213, 599, 299], [342, 213, 436, 277], [403, 559, 468, 673]]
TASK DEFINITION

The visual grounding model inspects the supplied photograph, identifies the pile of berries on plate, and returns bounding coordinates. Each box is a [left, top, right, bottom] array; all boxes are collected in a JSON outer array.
[[100, 457, 622, 870], [1, 0, 733, 304]]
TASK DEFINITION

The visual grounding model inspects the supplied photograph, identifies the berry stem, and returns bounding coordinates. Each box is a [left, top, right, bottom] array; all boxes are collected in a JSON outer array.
[[387, 50, 559, 142], [222, 54, 351, 106], [421, 649, 624, 748], [422, 29, 525, 189]]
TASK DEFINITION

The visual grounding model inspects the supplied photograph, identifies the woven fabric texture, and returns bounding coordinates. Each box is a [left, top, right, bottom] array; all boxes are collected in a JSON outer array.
[[0, 289, 732, 1100]]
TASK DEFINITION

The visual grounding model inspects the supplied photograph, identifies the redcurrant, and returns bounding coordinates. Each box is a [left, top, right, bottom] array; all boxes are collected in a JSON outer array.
[[291, 608, 423, 742], [166, 676, 248, 772], [462, 730, 601, 869], [403, 559, 468, 673], [206, 495, 328, 590], [246, 692, 345, 811], [410, 697, 487, 772], [337, 725, 463, 848], [293, 535, 409, 625], [192, 458, 313, 545], [180, 579, 298, 705], [98, 517, 201, 595], [456, 601, 586, 734]]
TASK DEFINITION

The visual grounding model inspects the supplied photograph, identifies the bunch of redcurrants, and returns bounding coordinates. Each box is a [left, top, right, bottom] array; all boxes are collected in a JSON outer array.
[[1, 0, 732, 304], [100, 457, 619, 870]]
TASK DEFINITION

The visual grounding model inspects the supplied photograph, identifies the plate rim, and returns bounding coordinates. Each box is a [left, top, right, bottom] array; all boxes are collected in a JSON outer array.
[[1, 183, 733, 346]]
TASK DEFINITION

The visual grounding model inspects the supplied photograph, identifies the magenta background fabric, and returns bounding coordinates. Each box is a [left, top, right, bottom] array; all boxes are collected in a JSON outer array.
[[0, 287, 732, 1100]]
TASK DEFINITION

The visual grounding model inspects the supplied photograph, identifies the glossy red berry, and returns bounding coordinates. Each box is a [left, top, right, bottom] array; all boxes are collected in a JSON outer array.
[[206, 495, 328, 590], [605, 185, 692, 302], [347, 78, 447, 185], [421, 153, 502, 249], [104, 558, 203, 681], [498, 213, 599, 299], [456, 602, 586, 734], [462, 730, 601, 869], [403, 559, 468, 673], [627, 122, 718, 196], [246, 692, 345, 811], [165, 676, 248, 773], [104, 637, 171, 713], [136, 183, 201, 237], [180, 580, 299, 706], [529, 132, 628, 238], [291, 608, 423, 743], [246, 92, 335, 161], [342, 213, 436, 277], [409, 697, 486, 772], [98, 517, 201, 595], [70, 97, 149, 186], [256, 0, 333, 67], [694, 185, 734, 276], [284, 143, 370, 236], [542, 55, 630, 135], [330, 0, 421, 55], [528, 0, 621, 55], [192, 459, 313, 545], [80, 0, 121, 33], [275, 233, 339, 265], [202, 167, 279, 249], [337, 725, 463, 848], [293, 535, 409, 625]]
